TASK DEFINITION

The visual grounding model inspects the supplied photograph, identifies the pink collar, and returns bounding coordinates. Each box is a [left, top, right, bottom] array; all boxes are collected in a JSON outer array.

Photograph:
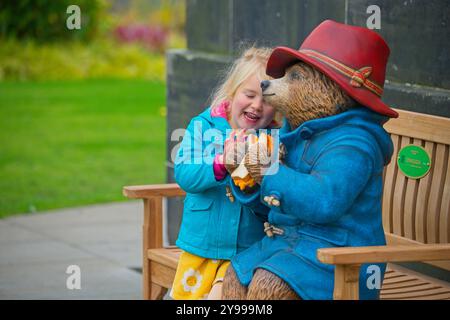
[[210, 101, 229, 119]]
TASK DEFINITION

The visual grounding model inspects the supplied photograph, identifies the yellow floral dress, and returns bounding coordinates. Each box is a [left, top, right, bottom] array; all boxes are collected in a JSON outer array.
[[170, 251, 230, 300]]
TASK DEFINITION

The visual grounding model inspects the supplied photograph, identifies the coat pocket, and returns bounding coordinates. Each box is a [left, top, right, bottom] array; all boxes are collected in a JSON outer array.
[[185, 196, 214, 211], [297, 223, 348, 247], [294, 224, 349, 274], [181, 195, 214, 241]]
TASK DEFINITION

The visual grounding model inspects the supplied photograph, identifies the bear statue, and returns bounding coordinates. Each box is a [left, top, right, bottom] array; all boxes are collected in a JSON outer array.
[[222, 20, 399, 300]]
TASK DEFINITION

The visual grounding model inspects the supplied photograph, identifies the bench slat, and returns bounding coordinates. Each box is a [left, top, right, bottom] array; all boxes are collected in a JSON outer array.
[[407, 292, 450, 300], [427, 143, 447, 244], [414, 140, 434, 243], [440, 146, 450, 243], [382, 275, 420, 285], [382, 134, 400, 234], [381, 288, 450, 300], [392, 136, 410, 236], [148, 248, 181, 268], [403, 138, 421, 239], [382, 279, 428, 288], [384, 109, 450, 145], [381, 283, 441, 293]]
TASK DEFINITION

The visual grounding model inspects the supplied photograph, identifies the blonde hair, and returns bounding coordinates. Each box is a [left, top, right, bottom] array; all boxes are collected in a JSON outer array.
[[210, 46, 273, 112]]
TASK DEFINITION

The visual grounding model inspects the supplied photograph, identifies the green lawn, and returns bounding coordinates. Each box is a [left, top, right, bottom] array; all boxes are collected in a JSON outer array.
[[0, 79, 166, 217]]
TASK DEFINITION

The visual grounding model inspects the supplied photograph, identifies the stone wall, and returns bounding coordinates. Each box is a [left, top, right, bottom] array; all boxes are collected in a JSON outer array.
[[165, 0, 450, 244]]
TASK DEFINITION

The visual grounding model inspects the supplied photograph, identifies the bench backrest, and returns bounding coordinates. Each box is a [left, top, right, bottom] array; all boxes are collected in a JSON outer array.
[[382, 108, 450, 271]]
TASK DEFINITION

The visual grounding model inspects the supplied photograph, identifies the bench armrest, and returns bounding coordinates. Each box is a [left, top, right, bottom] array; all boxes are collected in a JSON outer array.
[[123, 183, 186, 299], [317, 244, 450, 265], [316, 244, 450, 300], [122, 183, 186, 250], [123, 183, 185, 199]]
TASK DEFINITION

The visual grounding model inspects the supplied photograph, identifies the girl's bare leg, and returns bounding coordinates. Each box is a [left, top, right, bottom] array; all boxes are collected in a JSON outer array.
[[207, 282, 223, 300]]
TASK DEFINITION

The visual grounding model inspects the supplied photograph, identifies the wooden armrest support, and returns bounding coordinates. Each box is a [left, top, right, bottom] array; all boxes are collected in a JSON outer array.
[[122, 183, 186, 299], [318, 244, 450, 300], [123, 183, 186, 199], [317, 244, 450, 265]]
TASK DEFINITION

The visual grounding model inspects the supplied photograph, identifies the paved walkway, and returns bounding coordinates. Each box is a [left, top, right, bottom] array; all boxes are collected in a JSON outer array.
[[0, 201, 144, 299]]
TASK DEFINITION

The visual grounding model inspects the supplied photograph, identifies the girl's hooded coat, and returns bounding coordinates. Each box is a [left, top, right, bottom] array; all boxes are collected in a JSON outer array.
[[174, 107, 267, 260]]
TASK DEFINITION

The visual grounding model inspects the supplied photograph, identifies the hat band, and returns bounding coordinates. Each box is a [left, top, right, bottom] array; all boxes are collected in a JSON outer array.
[[299, 49, 384, 97]]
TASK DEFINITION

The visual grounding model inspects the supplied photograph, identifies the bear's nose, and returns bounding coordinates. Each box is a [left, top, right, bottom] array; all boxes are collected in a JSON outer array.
[[260, 80, 270, 92]]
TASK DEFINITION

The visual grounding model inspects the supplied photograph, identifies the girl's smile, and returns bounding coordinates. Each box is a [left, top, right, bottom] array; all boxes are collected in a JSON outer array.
[[230, 74, 275, 129]]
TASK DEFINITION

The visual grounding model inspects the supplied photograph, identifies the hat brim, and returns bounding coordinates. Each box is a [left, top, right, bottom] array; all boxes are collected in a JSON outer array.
[[266, 47, 398, 118]]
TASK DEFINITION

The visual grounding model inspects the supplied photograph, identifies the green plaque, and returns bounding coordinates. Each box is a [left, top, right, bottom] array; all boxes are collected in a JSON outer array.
[[397, 145, 431, 179]]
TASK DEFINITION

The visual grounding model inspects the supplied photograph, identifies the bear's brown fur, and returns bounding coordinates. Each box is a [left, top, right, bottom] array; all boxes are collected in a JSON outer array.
[[223, 266, 301, 300], [222, 61, 357, 300], [263, 62, 356, 129]]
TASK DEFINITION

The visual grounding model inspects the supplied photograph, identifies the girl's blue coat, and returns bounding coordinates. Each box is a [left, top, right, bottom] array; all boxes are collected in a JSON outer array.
[[174, 107, 266, 260], [230, 107, 393, 300]]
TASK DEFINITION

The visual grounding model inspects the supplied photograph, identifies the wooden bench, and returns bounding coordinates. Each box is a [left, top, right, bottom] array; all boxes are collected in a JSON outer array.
[[123, 108, 450, 300]]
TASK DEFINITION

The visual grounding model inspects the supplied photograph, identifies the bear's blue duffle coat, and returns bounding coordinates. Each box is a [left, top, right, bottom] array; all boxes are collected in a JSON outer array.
[[230, 107, 394, 300]]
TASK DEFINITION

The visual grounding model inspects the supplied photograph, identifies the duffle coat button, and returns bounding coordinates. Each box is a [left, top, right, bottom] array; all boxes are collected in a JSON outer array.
[[225, 186, 234, 202], [264, 195, 280, 207]]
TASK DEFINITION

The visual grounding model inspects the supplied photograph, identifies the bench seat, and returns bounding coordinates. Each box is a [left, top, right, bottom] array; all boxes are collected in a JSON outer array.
[[381, 265, 450, 300], [147, 247, 450, 300]]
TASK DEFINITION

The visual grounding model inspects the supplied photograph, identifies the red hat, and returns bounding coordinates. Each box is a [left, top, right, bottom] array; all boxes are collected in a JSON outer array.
[[266, 20, 398, 118]]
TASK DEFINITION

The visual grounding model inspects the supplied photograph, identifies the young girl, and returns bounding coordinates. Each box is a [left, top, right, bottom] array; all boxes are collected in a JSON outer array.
[[170, 47, 280, 300]]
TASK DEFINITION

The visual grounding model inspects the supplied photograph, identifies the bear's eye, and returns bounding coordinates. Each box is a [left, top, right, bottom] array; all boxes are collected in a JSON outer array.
[[290, 71, 301, 81]]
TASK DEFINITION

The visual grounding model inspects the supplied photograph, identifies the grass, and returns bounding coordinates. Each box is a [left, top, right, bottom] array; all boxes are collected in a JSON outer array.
[[0, 79, 166, 218]]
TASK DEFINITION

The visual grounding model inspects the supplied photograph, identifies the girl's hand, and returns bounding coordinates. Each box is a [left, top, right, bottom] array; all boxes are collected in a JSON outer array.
[[223, 129, 247, 173]]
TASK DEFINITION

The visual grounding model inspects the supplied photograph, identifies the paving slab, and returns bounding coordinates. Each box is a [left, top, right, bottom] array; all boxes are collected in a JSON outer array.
[[0, 200, 144, 300], [0, 258, 141, 299], [0, 222, 48, 244]]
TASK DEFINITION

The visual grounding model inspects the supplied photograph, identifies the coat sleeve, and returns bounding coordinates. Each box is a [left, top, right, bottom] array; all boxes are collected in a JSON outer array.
[[174, 117, 225, 194], [230, 181, 271, 219], [260, 143, 375, 224]]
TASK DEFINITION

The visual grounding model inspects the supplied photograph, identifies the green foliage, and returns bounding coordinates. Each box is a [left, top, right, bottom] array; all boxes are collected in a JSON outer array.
[[147, 0, 186, 32], [0, 0, 187, 82], [0, 0, 105, 42], [0, 39, 165, 81], [112, 0, 186, 32]]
